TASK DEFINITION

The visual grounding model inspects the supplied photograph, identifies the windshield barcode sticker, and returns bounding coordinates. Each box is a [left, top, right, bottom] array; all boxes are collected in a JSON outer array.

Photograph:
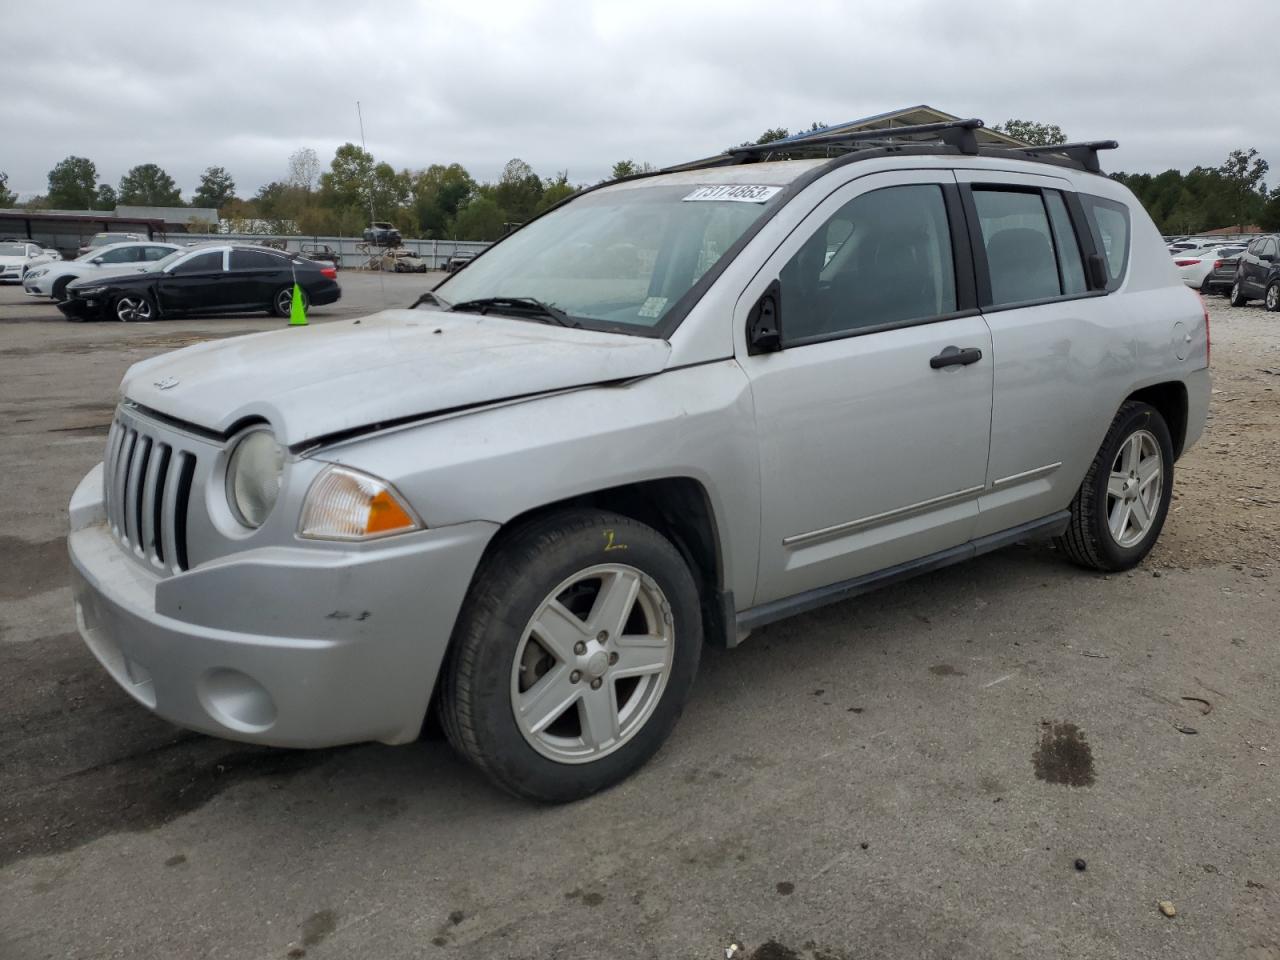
[[682, 185, 782, 203]]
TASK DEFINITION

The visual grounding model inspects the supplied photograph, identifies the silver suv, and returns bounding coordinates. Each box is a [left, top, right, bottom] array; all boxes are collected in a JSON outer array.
[[68, 120, 1209, 801]]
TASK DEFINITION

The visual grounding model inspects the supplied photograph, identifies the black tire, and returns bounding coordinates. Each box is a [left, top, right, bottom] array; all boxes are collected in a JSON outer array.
[[1230, 279, 1248, 307], [52, 275, 75, 302], [1265, 282, 1280, 313], [438, 509, 703, 802], [1200, 274, 1215, 294], [270, 285, 307, 317], [1057, 401, 1175, 572]]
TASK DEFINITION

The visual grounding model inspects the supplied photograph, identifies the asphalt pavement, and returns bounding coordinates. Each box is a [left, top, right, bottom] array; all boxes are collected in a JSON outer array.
[[0, 279, 1276, 960]]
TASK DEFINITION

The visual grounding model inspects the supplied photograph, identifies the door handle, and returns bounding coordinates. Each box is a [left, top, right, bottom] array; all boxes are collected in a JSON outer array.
[[930, 345, 983, 369]]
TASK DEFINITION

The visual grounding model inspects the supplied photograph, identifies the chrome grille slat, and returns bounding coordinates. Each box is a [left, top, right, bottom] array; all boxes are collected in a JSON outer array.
[[158, 450, 184, 571], [111, 429, 136, 537], [105, 411, 199, 574], [123, 434, 150, 549]]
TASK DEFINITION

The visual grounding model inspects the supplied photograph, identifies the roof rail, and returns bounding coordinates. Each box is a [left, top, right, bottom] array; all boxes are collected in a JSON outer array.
[[728, 118, 986, 158], [991, 140, 1119, 174]]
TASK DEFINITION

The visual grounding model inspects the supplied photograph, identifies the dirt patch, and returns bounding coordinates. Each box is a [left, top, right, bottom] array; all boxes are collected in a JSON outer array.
[[0, 536, 68, 601], [0, 633, 343, 868], [1033, 721, 1096, 787], [929, 664, 966, 677]]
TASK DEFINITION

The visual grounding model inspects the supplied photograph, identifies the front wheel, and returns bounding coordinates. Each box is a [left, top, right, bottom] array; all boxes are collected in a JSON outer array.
[[439, 510, 702, 802], [1057, 401, 1174, 571], [1265, 282, 1280, 313], [1230, 279, 1248, 307], [113, 293, 155, 323]]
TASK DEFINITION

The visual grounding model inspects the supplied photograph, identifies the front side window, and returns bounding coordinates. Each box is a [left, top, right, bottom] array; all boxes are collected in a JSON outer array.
[[973, 189, 1062, 305], [170, 251, 223, 275], [1080, 194, 1131, 289], [97, 247, 137, 264], [781, 184, 957, 343], [434, 183, 784, 333]]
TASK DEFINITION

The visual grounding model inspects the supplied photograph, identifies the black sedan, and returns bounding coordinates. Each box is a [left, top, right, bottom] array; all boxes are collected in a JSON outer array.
[[57, 244, 341, 322]]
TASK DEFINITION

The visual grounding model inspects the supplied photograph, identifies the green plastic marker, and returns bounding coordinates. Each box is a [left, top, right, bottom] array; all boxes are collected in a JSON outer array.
[[289, 282, 307, 326]]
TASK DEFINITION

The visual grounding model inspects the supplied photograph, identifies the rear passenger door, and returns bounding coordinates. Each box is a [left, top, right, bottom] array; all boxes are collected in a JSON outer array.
[[739, 171, 994, 606], [1242, 237, 1276, 295], [955, 172, 1115, 538], [228, 248, 287, 309]]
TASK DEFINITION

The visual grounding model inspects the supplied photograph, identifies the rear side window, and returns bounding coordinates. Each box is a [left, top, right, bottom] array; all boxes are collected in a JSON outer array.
[[781, 183, 957, 343], [142, 246, 172, 261], [1080, 194, 1131, 289], [1044, 191, 1088, 295], [231, 249, 285, 269], [973, 189, 1061, 305]]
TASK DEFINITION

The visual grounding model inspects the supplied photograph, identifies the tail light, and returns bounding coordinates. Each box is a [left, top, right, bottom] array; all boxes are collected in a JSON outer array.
[[1174, 259, 1200, 267], [320, 266, 337, 279], [1213, 260, 1223, 270]]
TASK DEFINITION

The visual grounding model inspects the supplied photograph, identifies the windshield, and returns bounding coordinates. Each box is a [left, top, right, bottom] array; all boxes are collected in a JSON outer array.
[[434, 183, 784, 333], [0, 243, 28, 256]]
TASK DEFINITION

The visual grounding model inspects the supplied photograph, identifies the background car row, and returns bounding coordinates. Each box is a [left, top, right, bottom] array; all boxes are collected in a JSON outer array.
[[23, 240, 181, 300], [0, 239, 62, 283], [55, 242, 341, 322]]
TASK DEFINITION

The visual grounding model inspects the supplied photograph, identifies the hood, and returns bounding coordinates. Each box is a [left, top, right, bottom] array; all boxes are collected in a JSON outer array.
[[0, 255, 32, 267], [122, 308, 671, 447]]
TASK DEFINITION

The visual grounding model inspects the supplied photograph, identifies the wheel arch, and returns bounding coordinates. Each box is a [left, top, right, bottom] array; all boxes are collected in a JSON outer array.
[[473, 476, 734, 649], [1125, 381, 1189, 459]]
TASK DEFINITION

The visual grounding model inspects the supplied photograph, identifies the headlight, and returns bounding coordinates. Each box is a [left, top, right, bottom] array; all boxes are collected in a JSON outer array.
[[27, 268, 48, 280], [226, 427, 285, 528], [299, 466, 420, 540], [77, 285, 109, 296]]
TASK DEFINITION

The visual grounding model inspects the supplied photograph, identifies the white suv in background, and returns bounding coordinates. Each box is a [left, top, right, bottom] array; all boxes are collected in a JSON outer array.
[[23, 241, 181, 300]]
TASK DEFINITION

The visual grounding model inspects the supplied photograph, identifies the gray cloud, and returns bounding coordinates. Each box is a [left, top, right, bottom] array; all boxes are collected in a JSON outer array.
[[4, 0, 1279, 199]]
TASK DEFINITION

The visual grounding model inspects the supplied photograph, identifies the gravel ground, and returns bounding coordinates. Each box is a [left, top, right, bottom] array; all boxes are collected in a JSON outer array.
[[0, 281, 1276, 960]]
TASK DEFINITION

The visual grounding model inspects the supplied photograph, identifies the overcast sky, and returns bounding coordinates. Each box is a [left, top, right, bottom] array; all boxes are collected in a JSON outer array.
[[5, 0, 1280, 200]]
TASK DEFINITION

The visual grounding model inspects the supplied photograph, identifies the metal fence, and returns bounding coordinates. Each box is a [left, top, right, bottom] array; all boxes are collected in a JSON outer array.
[[175, 233, 490, 270]]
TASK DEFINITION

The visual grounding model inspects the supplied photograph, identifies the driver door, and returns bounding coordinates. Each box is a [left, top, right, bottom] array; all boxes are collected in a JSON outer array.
[[155, 249, 229, 313]]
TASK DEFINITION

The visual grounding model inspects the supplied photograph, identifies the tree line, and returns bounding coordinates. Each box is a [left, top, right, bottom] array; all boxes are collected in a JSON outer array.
[[3, 122, 1278, 239]]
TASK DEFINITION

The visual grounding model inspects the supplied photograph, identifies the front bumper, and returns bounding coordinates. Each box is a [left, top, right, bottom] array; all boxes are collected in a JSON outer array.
[[57, 297, 105, 321], [68, 463, 497, 748]]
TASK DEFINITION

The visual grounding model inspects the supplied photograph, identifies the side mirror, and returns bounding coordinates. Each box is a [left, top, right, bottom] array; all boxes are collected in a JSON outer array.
[[747, 279, 782, 354], [91, 257, 104, 265], [1085, 253, 1109, 289]]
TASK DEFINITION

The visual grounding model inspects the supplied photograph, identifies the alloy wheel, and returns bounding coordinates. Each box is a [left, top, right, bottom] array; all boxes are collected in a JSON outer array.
[[114, 296, 152, 322], [1267, 284, 1279, 312], [1105, 429, 1163, 548], [510, 563, 674, 764]]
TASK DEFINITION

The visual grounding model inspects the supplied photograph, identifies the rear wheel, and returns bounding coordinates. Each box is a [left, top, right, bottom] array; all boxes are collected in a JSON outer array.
[[1230, 279, 1248, 307], [1266, 282, 1280, 313], [1057, 401, 1174, 571], [439, 510, 702, 802], [113, 293, 155, 323], [270, 285, 307, 317]]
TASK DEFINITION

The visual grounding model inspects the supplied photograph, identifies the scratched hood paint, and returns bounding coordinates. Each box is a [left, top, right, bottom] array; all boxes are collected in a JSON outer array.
[[121, 308, 671, 446]]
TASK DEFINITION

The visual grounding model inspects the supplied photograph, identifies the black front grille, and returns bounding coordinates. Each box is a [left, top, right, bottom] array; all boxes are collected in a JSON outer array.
[[104, 417, 196, 572]]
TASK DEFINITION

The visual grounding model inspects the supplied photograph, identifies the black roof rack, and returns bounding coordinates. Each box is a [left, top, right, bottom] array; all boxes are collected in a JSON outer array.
[[728, 118, 985, 158], [674, 118, 1118, 176], [989, 140, 1119, 174]]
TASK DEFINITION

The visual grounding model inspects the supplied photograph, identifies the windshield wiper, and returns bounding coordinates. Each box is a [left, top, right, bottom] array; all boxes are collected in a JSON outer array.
[[449, 296, 578, 327]]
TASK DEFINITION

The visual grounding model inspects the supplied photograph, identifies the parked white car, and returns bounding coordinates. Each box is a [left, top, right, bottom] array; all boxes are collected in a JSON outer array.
[[78, 231, 143, 257], [1173, 245, 1247, 292], [23, 241, 181, 300], [0, 240, 58, 283]]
